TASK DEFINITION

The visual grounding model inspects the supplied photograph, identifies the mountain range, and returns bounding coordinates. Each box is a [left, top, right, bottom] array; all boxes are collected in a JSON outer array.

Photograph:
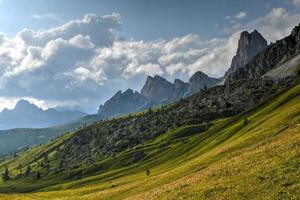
[[0, 28, 272, 154], [0, 28, 267, 130], [0, 25, 299, 155], [98, 71, 220, 119], [1, 24, 300, 199], [0, 100, 86, 130]]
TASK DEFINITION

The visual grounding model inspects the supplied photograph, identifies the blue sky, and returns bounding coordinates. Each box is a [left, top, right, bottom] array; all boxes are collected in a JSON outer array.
[[0, 0, 295, 40], [0, 0, 299, 113]]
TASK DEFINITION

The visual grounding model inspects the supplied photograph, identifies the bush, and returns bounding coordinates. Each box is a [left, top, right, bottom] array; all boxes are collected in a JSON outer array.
[[1, 167, 10, 181]]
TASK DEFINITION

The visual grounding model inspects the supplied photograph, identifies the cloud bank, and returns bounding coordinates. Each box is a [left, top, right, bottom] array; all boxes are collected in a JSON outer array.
[[0, 7, 299, 112]]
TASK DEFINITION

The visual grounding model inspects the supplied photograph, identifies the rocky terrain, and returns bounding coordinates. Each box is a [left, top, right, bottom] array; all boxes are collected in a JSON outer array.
[[50, 78, 296, 168], [226, 24, 300, 83], [186, 71, 220, 95], [227, 30, 268, 74], [98, 72, 219, 119], [98, 89, 150, 119]]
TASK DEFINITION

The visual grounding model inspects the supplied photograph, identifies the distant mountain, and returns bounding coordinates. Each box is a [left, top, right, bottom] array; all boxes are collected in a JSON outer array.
[[0, 100, 86, 130], [140, 75, 189, 104], [98, 71, 219, 119], [226, 24, 300, 83], [98, 89, 150, 118], [186, 71, 220, 95]]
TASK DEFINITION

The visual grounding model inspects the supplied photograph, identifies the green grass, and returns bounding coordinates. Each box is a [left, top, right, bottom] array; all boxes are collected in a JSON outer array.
[[0, 84, 300, 199]]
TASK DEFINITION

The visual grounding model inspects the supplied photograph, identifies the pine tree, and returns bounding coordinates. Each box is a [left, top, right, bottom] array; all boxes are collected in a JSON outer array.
[[1, 167, 10, 181], [35, 171, 41, 180], [243, 117, 248, 126], [25, 165, 31, 176]]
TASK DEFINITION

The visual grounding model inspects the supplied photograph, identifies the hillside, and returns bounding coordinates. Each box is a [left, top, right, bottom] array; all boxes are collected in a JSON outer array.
[[0, 78, 299, 199], [0, 114, 102, 155]]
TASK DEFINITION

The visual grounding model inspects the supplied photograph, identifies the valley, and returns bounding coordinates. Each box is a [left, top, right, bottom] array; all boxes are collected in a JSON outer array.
[[0, 5, 300, 199]]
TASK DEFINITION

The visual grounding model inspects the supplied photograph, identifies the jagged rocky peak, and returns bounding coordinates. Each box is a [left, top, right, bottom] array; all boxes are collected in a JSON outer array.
[[187, 71, 220, 95], [291, 23, 300, 39], [98, 89, 149, 118], [141, 75, 175, 103], [229, 30, 268, 73], [174, 79, 189, 97], [225, 23, 300, 83], [14, 99, 41, 112]]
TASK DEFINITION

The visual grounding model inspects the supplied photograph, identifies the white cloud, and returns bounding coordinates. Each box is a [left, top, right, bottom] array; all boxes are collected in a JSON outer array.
[[248, 7, 300, 42], [223, 7, 300, 42], [0, 8, 299, 111], [235, 12, 247, 20], [17, 12, 121, 47], [32, 13, 63, 22], [226, 11, 247, 21]]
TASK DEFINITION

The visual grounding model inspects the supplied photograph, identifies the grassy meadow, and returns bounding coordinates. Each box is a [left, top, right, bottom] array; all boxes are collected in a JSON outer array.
[[0, 84, 299, 199]]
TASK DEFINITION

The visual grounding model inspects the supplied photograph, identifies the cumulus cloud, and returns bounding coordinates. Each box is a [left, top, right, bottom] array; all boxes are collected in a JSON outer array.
[[0, 8, 299, 112], [17, 12, 121, 47], [223, 7, 300, 42], [248, 7, 300, 42], [0, 13, 121, 110]]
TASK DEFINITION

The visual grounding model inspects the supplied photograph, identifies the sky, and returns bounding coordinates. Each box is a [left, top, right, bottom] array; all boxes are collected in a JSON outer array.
[[0, 0, 299, 113]]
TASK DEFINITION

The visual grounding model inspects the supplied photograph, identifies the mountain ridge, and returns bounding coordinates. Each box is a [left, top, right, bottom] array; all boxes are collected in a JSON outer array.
[[0, 100, 86, 130], [226, 24, 300, 83], [98, 71, 220, 119]]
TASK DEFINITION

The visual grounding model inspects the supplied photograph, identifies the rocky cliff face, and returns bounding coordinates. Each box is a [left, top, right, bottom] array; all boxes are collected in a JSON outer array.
[[98, 89, 149, 118], [227, 30, 268, 74], [98, 71, 220, 120], [141, 75, 177, 103], [174, 79, 190, 97], [187, 71, 220, 95], [226, 24, 300, 83]]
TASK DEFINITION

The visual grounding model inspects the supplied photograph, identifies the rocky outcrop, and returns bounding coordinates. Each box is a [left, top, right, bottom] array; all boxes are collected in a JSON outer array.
[[141, 72, 219, 103], [98, 71, 220, 120], [264, 53, 300, 78], [228, 30, 268, 74], [226, 24, 300, 83], [174, 79, 189, 97], [187, 71, 220, 95], [140, 75, 188, 103], [98, 89, 149, 118], [141, 75, 176, 103]]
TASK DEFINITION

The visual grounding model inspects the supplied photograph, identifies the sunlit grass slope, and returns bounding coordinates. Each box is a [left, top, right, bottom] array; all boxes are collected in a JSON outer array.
[[0, 83, 300, 199]]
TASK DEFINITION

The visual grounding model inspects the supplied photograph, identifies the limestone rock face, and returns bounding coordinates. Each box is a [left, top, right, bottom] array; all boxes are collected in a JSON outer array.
[[98, 71, 220, 120], [98, 89, 149, 118], [226, 24, 300, 83], [174, 79, 189, 97], [141, 75, 177, 103], [187, 71, 220, 95], [228, 30, 268, 74]]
